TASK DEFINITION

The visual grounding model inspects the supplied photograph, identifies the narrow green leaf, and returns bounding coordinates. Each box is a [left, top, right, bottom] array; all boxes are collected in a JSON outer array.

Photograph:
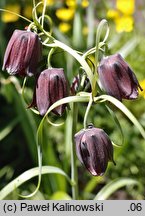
[[45, 95, 90, 116], [3, 82, 38, 163], [106, 105, 124, 146], [0, 119, 19, 141], [95, 19, 109, 67], [0, 166, 71, 200], [32, 1, 41, 23], [46, 116, 64, 127], [19, 145, 42, 199], [0, 9, 31, 23], [14, 89, 38, 162], [41, 0, 47, 28], [94, 178, 139, 200], [95, 95, 145, 139], [37, 95, 90, 147]]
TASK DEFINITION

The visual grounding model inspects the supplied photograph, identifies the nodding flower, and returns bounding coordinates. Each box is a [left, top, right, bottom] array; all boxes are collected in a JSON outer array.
[[2, 29, 42, 76], [98, 53, 142, 101], [29, 68, 68, 116], [74, 124, 115, 176]]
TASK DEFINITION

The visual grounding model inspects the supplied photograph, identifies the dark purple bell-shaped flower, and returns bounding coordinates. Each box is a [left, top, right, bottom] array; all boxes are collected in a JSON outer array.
[[74, 124, 115, 176], [30, 68, 68, 116], [2, 30, 42, 76], [98, 53, 142, 101]]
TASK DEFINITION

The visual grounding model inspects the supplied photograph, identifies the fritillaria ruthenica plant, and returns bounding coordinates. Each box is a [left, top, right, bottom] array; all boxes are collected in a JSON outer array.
[[1, 0, 145, 200]]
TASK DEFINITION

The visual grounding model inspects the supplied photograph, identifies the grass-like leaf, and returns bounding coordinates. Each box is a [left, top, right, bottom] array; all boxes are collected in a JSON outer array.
[[94, 178, 139, 200], [0, 118, 19, 141], [0, 166, 71, 200], [95, 95, 145, 139]]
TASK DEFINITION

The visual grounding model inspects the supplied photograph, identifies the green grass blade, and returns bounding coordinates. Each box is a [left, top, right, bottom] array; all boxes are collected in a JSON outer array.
[[0, 166, 71, 200], [95, 95, 145, 139], [94, 178, 139, 200], [0, 118, 19, 141], [106, 105, 124, 146]]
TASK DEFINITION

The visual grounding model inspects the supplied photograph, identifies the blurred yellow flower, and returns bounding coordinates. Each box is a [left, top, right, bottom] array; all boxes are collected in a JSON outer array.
[[116, 0, 135, 15], [56, 8, 74, 21], [107, 9, 120, 19], [2, 4, 20, 23], [66, 0, 89, 8], [115, 15, 134, 32], [23, 5, 33, 19], [107, 0, 135, 32], [66, 0, 76, 8], [59, 22, 71, 33], [139, 79, 145, 98], [81, 0, 89, 8], [43, 0, 54, 6]]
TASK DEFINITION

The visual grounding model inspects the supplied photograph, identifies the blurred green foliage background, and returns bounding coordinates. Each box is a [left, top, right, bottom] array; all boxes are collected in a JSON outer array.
[[1, 0, 145, 200]]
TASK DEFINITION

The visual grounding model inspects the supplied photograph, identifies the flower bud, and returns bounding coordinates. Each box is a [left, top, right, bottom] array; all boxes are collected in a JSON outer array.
[[2, 30, 42, 76], [98, 53, 142, 101], [30, 68, 68, 116], [74, 124, 115, 176]]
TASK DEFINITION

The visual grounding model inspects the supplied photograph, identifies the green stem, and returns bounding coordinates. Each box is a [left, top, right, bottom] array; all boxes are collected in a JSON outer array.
[[21, 77, 27, 99], [33, 0, 38, 21], [95, 19, 109, 71], [80, 74, 87, 89], [0, 166, 71, 200], [41, 0, 47, 28], [86, 19, 109, 97], [83, 93, 93, 129], [47, 47, 55, 68], [71, 103, 78, 200]]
